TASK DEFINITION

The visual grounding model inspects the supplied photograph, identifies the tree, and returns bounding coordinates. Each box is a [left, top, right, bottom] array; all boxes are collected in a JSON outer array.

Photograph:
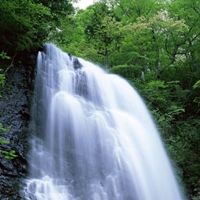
[[116, 12, 188, 77], [0, 0, 51, 58], [66, 2, 123, 68], [103, 0, 161, 23], [0, 0, 75, 67]]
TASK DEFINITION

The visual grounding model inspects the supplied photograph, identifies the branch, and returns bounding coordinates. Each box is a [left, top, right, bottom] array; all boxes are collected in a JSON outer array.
[[4, 52, 17, 74]]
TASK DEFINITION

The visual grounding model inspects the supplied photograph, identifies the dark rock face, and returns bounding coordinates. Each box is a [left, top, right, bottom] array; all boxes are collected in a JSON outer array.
[[0, 62, 35, 199], [73, 57, 82, 70]]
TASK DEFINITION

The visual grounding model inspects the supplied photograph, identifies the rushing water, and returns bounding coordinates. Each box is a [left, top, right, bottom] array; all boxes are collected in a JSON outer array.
[[24, 43, 183, 200]]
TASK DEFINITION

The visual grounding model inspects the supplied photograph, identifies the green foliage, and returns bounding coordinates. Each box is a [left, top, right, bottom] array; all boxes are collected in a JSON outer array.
[[0, 124, 11, 133], [0, 137, 9, 145], [193, 80, 200, 107], [193, 80, 200, 89], [110, 65, 142, 79], [0, 124, 17, 159], [0, 0, 51, 55], [165, 119, 200, 195], [0, 71, 5, 87], [106, 0, 161, 23], [119, 12, 188, 76], [33, 0, 74, 17], [0, 51, 11, 60], [0, 148, 17, 159], [0, 51, 10, 87], [138, 80, 188, 130], [65, 2, 124, 67], [0, 0, 75, 65], [0, 68, 5, 98]]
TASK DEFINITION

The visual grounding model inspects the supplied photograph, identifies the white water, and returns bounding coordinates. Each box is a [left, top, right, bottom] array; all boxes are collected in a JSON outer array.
[[24, 43, 183, 200]]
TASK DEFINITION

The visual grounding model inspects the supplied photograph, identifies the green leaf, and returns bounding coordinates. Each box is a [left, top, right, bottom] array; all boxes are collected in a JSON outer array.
[[0, 137, 10, 145], [193, 80, 200, 89]]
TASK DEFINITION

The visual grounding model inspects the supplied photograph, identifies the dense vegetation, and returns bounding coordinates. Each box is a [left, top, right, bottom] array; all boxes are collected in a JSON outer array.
[[0, 0, 200, 199]]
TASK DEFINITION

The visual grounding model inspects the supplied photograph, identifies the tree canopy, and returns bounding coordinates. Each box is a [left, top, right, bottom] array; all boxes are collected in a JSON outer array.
[[0, 0, 74, 64]]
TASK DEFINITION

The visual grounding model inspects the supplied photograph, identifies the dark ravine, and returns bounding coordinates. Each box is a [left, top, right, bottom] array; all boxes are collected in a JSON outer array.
[[0, 57, 36, 200]]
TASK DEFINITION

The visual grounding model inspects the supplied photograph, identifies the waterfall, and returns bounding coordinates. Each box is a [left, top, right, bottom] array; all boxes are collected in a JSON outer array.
[[24, 43, 184, 200]]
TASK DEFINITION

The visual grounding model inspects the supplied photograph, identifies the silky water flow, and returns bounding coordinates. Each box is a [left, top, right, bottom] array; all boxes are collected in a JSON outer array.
[[24, 43, 184, 200]]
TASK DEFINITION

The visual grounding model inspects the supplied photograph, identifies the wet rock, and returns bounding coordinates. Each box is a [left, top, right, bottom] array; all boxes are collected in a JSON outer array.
[[0, 62, 35, 199], [73, 57, 82, 70]]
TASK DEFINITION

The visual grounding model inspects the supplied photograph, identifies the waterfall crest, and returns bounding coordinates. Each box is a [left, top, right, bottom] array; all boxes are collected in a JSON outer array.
[[24, 43, 184, 200]]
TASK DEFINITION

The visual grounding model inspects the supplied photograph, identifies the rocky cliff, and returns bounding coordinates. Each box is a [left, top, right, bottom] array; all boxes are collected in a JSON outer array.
[[0, 56, 36, 199]]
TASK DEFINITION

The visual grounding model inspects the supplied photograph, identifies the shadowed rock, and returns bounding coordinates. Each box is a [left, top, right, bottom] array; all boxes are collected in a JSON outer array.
[[73, 57, 82, 70]]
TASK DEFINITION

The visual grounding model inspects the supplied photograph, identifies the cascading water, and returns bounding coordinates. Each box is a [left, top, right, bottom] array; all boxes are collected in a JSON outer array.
[[24, 43, 184, 200]]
